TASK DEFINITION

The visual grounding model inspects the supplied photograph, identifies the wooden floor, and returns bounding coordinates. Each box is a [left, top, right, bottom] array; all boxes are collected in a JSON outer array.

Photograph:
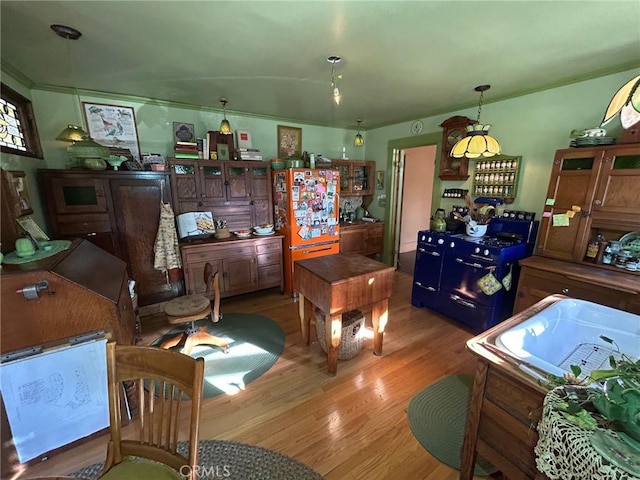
[[19, 272, 493, 480]]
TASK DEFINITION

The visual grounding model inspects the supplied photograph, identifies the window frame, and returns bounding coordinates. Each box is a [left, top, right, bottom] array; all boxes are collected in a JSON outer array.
[[1, 83, 43, 159]]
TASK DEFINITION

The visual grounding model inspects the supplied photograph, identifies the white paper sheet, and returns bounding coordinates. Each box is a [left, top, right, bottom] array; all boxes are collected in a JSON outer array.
[[0, 338, 109, 463]]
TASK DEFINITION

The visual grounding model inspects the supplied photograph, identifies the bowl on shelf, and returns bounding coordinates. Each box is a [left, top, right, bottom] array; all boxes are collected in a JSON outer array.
[[254, 224, 274, 235], [107, 155, 127, 171], [234, 229, 252, 238]]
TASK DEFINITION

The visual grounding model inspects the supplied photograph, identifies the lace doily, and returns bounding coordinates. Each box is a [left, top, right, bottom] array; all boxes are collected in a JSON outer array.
[[535, 386, 640, 479]]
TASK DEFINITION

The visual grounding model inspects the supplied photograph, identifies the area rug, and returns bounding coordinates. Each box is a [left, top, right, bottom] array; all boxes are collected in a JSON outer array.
[[69, 439, 324, 480], [407, 374, 497, 476], [151, 313, 285, 398]]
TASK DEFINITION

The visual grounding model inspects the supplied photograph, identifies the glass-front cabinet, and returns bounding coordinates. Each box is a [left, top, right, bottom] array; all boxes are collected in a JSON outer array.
[[331, 160, 375, 195]]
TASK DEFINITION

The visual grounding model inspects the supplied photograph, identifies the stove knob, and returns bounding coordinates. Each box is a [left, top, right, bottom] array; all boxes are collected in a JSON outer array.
[[449, 241, 455, 248], [427, 236, 432, 242], [420, 235, 425, 241], [474, 247, 480, 254], [484, 249, 490, 256], [437, 238, 444, 245]]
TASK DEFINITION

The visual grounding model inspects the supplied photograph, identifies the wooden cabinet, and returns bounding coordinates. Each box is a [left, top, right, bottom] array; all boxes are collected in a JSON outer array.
[[180, 235, 283, 298], [39, 170, 180, 307], [339, 221, 384, 258], [536, 144, 640, 263], [331, 160, 375, 195], [167, 159, 273, 231], [514, 256, 640, 315]]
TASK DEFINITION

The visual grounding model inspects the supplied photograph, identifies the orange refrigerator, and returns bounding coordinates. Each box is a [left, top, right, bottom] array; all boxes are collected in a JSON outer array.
[[272, 168, 340, 295]]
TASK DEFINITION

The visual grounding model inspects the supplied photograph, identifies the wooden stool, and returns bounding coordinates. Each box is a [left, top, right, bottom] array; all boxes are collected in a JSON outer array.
[[160, 263, 229, 355]]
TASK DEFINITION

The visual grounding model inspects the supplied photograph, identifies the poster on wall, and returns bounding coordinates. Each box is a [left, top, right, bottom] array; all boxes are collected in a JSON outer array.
[[82, 102, 141, 161]]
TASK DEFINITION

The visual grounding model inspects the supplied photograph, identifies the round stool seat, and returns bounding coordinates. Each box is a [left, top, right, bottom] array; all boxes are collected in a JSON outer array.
[[165, 294, 210, 318]]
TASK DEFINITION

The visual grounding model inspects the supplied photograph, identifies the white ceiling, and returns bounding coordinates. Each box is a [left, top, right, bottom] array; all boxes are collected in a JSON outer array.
[[2, 1, 639, 130]]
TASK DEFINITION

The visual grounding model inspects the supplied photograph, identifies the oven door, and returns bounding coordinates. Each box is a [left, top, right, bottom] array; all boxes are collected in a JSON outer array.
[[440, 253, 504, 306], [411, 244, 444, 310]]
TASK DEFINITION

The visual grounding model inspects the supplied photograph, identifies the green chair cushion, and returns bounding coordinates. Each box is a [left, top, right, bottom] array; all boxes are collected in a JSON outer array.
[[99, 457, 182, 480]]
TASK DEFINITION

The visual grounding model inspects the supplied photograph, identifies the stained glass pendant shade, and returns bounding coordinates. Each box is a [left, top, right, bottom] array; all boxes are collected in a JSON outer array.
[[0, 97, 26, 151], [451, 85, 501, 159], [354, 119, 364, 146], [601, 74, 640, 129]]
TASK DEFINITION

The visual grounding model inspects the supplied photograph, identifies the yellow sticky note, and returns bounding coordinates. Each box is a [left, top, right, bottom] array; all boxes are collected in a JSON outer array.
[[552, 214, 570, 227], [566, 210, 576, 218], [571, 205, 582, 212], [545, 198, 555, 206]]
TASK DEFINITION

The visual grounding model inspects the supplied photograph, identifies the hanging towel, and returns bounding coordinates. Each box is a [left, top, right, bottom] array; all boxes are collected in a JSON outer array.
[[154, 203, 182, 283]]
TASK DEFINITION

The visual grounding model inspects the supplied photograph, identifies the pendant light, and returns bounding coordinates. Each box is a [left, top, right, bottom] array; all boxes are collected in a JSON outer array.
[[51, 24, 109, 166], [219, 98, 232, 134], [354, 119, 364, 146], [451, 85, 501, 159], [327, 56, 342, 105], [600, 74, 640, 129]]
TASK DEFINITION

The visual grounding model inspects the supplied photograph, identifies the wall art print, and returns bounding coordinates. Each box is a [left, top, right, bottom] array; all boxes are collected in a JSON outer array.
[[82, 102, 141, 161]]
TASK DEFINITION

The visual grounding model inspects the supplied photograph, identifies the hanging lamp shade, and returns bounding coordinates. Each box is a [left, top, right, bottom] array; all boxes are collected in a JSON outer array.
[[451, 85, 501, 158], [56, 124, 85, 142], [67, 133, 110, 163], [601, 74, 640, 129], [219, 98, 232, 134], [354, 119, 364, 146]]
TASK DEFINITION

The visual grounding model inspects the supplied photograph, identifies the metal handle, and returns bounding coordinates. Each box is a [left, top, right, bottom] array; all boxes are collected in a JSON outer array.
[[450, 294, 476, 309], [562, 288, 569, 294], [86, 232, 97, 237], [455, 258, 484, 268], [302, 246, 333, 255], [418, 248, 440, 256], [414, 282, 436, 291], [594, 199, 602, 205]]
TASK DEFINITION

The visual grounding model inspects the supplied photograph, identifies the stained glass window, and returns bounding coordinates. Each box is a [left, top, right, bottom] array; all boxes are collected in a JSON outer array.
[[0, 83, 43, 159]]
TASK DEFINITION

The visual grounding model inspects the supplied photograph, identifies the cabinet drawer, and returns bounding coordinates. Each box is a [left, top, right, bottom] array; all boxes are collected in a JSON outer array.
[[184, 245, 254, 263], [56, 213, 112, 235], [256, 240, 281, 255], [257, 251, 280, 266], [258, 265, 282, 286]]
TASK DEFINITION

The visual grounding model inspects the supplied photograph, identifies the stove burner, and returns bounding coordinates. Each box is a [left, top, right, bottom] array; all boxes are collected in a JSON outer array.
[[477, 236, 521, 248]]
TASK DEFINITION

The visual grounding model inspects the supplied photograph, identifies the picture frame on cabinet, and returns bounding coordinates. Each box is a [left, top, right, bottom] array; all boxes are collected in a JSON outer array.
[[4, 169, 33, 217], [216, 143, 230, 160], [82, 102, 141, 161], [277, 125, 302, 158], [173, 122, 195, 144]]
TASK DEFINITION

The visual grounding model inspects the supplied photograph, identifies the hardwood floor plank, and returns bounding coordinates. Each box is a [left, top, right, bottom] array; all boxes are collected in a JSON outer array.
[[18, 272, 491, 480]]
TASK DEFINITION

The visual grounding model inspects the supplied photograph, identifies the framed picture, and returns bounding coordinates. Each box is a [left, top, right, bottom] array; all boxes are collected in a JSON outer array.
[[376, 170, 385, 190], [173, 122, 195, 144], [216, 143, 230, 161], [82, 102, 141, 161], [4, 170, 33, 217], [277, 125, 302, 158]]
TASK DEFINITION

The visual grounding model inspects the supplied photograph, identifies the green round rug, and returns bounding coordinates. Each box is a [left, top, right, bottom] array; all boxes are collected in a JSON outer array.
[[151, 313, 285, 398], [69, 439, 324, 480], [407, 374, 497, 476]]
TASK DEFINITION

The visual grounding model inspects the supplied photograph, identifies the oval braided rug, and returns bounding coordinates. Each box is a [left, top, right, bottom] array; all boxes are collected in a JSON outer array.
[[151, 313, 285, 398], [407, 374, 497, 476], [69, 439, 324, 480]]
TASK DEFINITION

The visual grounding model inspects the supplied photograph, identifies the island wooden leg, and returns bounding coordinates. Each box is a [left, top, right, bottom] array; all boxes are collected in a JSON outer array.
[[299, 294, 313, 346], [371, 298, 388, 355], [326, 311, 342, 375], [460, 360, 489, 480]]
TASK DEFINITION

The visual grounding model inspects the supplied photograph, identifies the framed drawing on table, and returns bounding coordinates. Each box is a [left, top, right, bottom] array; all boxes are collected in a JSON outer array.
[[277, 125, 302, 158], [82, 102, 141, 161]]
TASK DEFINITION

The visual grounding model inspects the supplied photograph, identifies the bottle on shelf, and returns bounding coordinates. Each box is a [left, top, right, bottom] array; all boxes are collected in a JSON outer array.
[[584, 232, 606, 263]]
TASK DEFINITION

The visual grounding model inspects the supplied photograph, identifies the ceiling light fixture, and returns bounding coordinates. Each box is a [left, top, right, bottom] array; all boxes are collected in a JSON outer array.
[[327, 56, 342, 106], [219, 98, 232, 134], [354, 119, 364, 146], [51, 24, 109, 166], [600, 74, 640, 130], [451, 85, 501, 159]]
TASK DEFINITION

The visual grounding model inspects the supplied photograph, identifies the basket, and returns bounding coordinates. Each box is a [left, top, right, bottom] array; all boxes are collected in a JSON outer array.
[[315, 309, 365, 360]]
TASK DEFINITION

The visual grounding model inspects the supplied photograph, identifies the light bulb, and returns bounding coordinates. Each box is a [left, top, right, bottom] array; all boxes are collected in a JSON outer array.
[[333, 87, 341, 105]]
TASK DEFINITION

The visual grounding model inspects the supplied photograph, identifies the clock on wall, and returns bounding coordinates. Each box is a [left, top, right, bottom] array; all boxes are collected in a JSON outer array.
[[411, 120, 423, 135], [439, 115, 475, 181]]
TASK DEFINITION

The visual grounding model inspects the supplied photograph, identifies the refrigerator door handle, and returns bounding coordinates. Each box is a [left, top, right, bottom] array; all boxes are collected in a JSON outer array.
[[301, 246, 333, 255]]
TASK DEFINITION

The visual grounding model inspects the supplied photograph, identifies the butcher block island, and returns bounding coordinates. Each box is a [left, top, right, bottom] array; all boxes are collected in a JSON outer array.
[[295, 252, 394, 375]]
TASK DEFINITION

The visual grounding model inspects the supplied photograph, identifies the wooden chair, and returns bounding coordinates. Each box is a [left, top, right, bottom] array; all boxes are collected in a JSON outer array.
[[98, 342, 204, 480], [160, 263, 229, 355]]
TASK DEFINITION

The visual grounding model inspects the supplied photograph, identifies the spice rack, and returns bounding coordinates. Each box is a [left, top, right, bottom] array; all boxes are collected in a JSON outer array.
[[472, 155, 521, 200]]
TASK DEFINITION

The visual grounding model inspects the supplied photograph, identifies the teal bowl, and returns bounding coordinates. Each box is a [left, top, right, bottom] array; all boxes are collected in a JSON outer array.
[[271, 162, 285, 170]]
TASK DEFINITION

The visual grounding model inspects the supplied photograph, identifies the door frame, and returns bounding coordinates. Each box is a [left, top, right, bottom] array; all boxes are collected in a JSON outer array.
[[382, 131, 443, 265]]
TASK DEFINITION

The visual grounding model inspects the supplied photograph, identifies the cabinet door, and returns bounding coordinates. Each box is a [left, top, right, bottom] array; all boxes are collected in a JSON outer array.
[[110, 175, 177, 305], [200, 163, 225, 203], [49, 177, 108, 214], [334, 163, 352, 194], [536, 149, 603, 261], [248, 164, 270, 199], [352, 162, 371, 194], [186, 260, 225, 296], [169, 160, 199, 213], [366, 223, 384, 256], [340, 226, 367, 254], [225, 165, 250, 200], [592, 145, 640, 217], [223, 256, 256, 293]]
